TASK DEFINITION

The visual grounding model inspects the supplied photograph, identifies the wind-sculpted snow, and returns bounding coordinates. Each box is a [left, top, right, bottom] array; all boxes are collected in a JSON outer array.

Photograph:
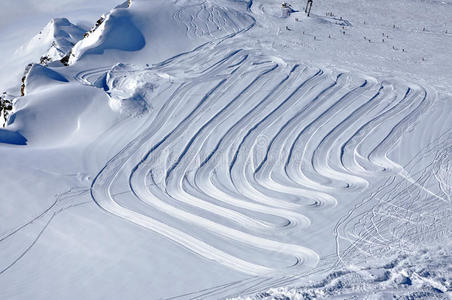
[[81, 43, 435, 276], [18, 18, 86, 64], [69, 9, 145, 65], [24, 64, 68, 94]]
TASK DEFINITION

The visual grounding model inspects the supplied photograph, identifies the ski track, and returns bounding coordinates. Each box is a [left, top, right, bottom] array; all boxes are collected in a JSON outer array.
[[84, 40, 435, 277], [0, 1, 449, 299], [335, 131, 452, 264], [51, 0, 441, 282], [0, 188, 90, 275]]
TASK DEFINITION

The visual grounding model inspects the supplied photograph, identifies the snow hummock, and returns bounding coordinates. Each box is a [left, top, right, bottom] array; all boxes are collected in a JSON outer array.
[[68, 9, 145, 65], [104, 63, 166, 116], [23, 64, 68, 94], [7, 82, 116, 147]]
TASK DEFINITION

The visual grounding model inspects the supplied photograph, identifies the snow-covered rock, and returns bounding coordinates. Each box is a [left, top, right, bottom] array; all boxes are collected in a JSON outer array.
[[18, 18, 86, 64], [23, 64, 68, 95], [0, 93, 14, 128]]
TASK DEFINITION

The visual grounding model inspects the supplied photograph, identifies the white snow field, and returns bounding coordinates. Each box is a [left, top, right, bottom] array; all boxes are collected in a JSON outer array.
[[0, 0, 451, 299]]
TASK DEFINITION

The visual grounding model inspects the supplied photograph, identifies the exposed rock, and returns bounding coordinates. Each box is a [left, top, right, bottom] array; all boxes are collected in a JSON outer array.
[[20, 63, 34, 96], [0, 93, 14, 127], [60, 51, 72, 66], [79, 16, 105, 40], [40, 56, 52, 65]]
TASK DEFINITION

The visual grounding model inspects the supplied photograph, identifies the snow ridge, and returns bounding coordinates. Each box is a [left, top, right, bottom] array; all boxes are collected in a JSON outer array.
[[21, 18, 85, 64]]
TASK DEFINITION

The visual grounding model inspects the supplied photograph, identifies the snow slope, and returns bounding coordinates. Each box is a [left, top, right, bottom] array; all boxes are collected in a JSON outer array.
[[0, 0, 451, 299], [19, 18, 86, 64], [0, 0, 120, 94]]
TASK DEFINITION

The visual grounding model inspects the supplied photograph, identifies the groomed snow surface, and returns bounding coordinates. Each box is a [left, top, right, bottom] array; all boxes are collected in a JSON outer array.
[[0, 0, 451, 299]]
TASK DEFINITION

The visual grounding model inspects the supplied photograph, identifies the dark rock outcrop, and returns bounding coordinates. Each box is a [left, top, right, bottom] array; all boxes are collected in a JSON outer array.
[[0, 93, 13, 127]]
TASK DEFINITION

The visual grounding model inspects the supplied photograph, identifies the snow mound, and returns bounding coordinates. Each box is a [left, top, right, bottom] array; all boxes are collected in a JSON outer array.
[[24, 64, 68, 94], [19, 18, 86, 64], [68, 9, 145, 65], [104, 63, 170, 117], [8, 83, 115, 147]]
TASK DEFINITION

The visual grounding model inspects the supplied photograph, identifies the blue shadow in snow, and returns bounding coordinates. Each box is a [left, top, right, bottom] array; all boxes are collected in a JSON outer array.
[[0, 129, 27, 145], [31, 64, 69, 83]]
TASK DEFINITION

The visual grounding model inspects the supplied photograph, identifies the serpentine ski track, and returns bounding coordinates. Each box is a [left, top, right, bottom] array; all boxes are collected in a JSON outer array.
[[87, 41, 434, 276]]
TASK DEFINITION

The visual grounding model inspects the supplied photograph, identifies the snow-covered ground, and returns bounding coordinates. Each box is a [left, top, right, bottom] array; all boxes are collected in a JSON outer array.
[[0, 0, 451, 299]]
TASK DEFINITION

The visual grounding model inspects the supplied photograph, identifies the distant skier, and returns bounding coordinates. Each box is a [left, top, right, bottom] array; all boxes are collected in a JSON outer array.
[[281, 2, 295, 18], [305, 0, 313, 16]]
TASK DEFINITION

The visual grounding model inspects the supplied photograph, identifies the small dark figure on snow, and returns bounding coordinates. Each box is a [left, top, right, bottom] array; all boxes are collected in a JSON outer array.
[[281, 2, 295, 17], [305, 0, 313, 16]]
